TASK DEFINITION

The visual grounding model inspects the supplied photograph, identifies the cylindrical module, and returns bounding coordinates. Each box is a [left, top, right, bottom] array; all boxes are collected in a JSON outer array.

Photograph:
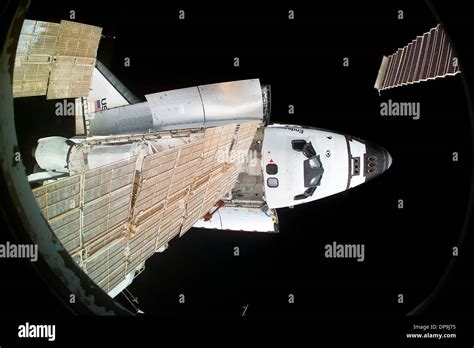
[[34, 136, 71, 172], [88, 79, 265, 136]]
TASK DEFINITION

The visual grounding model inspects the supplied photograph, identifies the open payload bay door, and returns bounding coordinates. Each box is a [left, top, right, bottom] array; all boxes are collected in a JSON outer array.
[[193, 206, 279, 233]]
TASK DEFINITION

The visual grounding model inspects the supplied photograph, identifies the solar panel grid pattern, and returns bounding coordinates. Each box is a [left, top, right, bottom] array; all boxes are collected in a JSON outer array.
[[32, 121, 259, 293]]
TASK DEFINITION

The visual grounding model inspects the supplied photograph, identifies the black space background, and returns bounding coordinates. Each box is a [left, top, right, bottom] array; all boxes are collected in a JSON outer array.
[[2, 0, 474, 344]]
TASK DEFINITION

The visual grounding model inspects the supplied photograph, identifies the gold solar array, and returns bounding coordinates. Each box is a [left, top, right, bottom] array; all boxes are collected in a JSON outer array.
[[13, 19, 102, 99], [32, 121, 259, 293]]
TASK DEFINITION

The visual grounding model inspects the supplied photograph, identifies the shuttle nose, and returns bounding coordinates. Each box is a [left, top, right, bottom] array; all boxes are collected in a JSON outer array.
[[364, 142, 392, 181]]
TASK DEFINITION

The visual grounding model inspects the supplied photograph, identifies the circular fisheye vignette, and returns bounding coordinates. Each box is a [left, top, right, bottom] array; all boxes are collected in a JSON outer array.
[[0, 1, 132, 316], [406, 1, 474, 316]]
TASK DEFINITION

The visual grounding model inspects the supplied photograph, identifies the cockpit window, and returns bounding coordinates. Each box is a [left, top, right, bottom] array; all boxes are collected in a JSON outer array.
[[291, 139, 306, 152], [292, 139, 324, 201], [303, 156, 324, 188], [294, 186, 317, 200], [292, 139, 317, 159], [302, 142, 316, 158], [308, 157, 321, 169], [309, 175, 320, 186]]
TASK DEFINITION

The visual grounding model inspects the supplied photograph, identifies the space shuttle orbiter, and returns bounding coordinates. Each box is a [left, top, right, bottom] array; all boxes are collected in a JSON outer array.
[[16, 19, 392, 298]]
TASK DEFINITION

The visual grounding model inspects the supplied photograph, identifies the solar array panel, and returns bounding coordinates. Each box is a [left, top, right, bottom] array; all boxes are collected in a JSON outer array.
[[374, 24, 460, 91], [32, 121, 259, 294], [13, 19, 102, 99], [33, 175, 82, 253]]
